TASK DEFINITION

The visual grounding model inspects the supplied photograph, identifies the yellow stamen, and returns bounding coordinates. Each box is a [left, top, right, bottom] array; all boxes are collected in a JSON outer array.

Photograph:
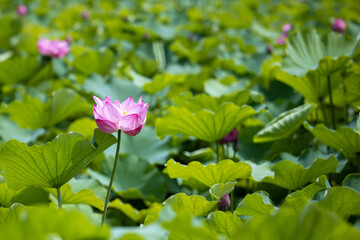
[[123, 111, 127, 115]]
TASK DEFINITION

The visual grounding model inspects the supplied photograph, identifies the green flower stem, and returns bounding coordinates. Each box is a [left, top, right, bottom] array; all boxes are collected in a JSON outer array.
[[57, 186, 62, 209], [230, 190, 234, 212], [101, 130, 122, 225], [327, 76, 336, 129], [319, 98, 327, 127]]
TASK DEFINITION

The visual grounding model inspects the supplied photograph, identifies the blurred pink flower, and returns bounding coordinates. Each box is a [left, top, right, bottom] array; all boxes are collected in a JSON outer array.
[[282, 23, 291, 33], [82, 10, 90, 20], [332, 18, 346, 34], [17, 5, 27, 17], [219, 128, 238, 144], [93, 96, 148, 136], [37, 39, 70, 58]]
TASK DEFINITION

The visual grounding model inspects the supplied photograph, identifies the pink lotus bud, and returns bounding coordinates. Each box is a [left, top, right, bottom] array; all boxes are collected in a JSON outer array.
[[332, 18, 346, 34], [218, 193, 230, 211], [282, 23, 291, 33], [93, 96, 148, 136], [219, 128, 238, 144], [82, 10, 90, 20], [266, 44, 273, 54], [276, 36, 286, 45], [17, 5, 27, 17]]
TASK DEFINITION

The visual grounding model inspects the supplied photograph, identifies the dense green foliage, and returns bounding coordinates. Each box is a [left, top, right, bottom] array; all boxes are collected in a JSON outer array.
[[0, 0, 360, 239]]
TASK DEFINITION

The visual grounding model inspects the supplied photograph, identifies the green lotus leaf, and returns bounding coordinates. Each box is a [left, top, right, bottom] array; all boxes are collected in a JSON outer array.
[[0, 203, 24, 226], [0, 115, 45, 144], [235, 191, 274, 217], [282, 175, 329, 213], [109, 198, 150, 223], [0, 57, 39, 84], [316, 187, 360, 219], [343, 173, 360, 193], [166, 159, 251, 187], [282, 30, 356, 76], [164, 193, 217, 217], [47, 178, 106, 210], [230, 204, 360, 240], [204, 211, 243, 239], [277, 71, 327, 105], [0, 129, 116, 190], [156, 103, 257, 142], [262, 151, 339, 190], [0, 178, 49, 208], [304, 123, 360, 156], [209, 181, 237, 200], [73, 49, 115, 76], [0, 207, 110, 240], [89, 154, 166, 202], [254, 104, 314, 143], [2, 88, 90, 129]]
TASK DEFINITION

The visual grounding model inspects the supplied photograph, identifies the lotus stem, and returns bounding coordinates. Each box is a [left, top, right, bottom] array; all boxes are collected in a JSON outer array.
[[327, 76, 336, 129], [101, 130, 122, 225], [57, 186, 62, 209]]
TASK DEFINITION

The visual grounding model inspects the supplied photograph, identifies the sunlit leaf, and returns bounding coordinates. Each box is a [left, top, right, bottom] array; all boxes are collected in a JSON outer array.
[[156, 103, 257, 142], [47, 178, 106, 210], [166, 159, 251, 187], [0, 130, 116, 189], [204, 211, 242, 238], [0, 203, 24, 226], [235, 191, 274, 217], [209, 181, 236, 200], [73, 49, 115, 75]]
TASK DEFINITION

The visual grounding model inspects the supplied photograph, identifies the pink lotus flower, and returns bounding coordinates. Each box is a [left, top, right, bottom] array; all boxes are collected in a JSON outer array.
[[37, 39, 70, 58], [17, 5, 27, 17], [82, 10, 90, 20], [93, 96, 148, 136], [332, 18, 346, 34], [282, 23, 291, 33]]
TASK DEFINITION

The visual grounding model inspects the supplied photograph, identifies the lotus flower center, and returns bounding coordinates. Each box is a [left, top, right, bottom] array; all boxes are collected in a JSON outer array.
[[123, 111, 127, 116]]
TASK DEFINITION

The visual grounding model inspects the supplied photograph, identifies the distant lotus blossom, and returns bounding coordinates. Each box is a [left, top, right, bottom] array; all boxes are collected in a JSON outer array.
[[282, 23, 292, 33], [37, 39, 70, 58], [332, 18, 346, 34], [219, 128, 238, 144], [82, 10, 90, 20], [17, 5, 27, 17], [218, 193, 231, 211], [93, 96, 148, 136]]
